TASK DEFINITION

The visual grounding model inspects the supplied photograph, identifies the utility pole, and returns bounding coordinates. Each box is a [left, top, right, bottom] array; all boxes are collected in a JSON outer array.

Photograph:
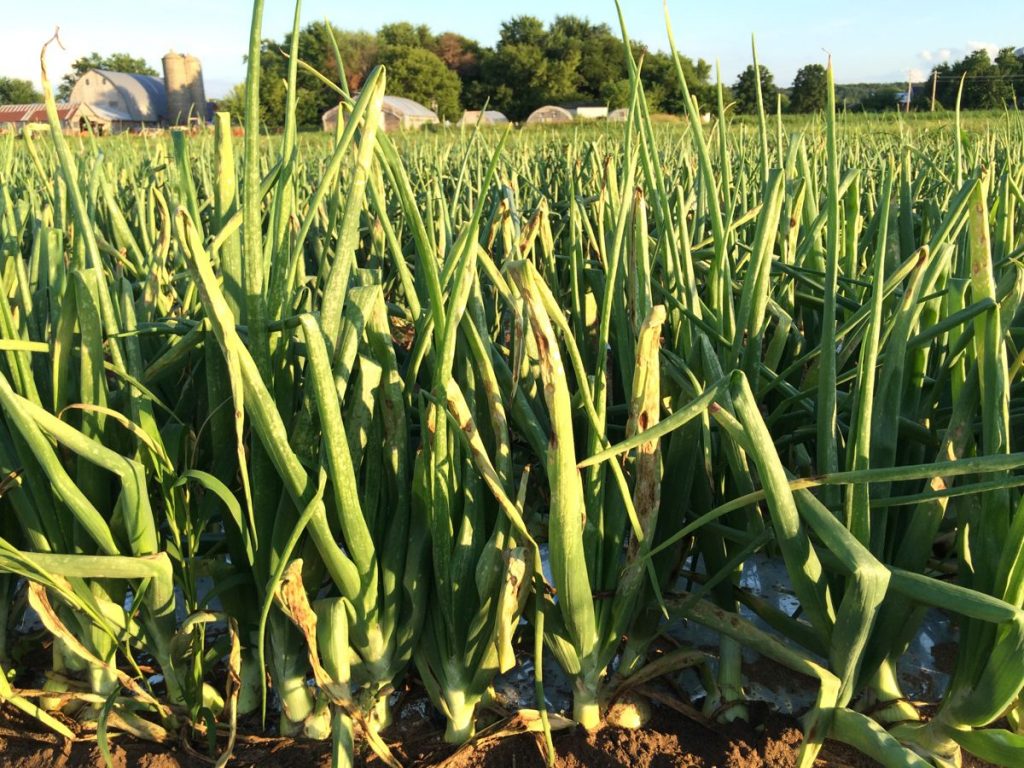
[[931, 70, 938, 112]]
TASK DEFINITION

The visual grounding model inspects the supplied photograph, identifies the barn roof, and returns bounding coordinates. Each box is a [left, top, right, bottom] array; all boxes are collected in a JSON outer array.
[[0, 102, 92, 124], [90, 70, 167, 121]]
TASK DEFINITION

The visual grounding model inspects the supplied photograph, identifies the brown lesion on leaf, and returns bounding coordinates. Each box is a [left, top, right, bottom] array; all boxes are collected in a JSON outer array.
[[534, 329, 550, 359]]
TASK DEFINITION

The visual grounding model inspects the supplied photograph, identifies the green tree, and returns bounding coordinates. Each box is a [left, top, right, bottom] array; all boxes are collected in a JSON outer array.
[[994, 47, 1023, 106], [293, 22, 378, 93], [959, 49, 1001, 109], [290, 22, 378, 125], [268, 21, 468, 127], [859, 86, 902, 112], [216, 83, 247, 124], [216, 13, 718, 127], [250, 45, 290, 129], [0, 77, 41, 105], [477, 16, 581, 119], [547, 16, 624, 104], [790, 64, 827, 113], [833, 83, 906, 111], [378, 22, 435, 50], [637, 48, 715, 114], [434, 32, 485, 109], [334, 30, 379, 91], [251, 21, 383, 130], [57, 53, 157, 100], [732, 64, 776, 114], [498, 16, 546, 47], [379, 45, 461, 121], [932, 48, 1020, 110]]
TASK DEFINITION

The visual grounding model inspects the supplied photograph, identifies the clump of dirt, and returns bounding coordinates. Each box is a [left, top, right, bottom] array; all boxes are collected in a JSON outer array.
[[420, 709, 869, 768]]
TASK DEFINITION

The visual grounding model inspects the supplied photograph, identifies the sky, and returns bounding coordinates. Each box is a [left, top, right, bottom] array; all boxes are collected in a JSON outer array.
[[3, 1, 1023, 99]]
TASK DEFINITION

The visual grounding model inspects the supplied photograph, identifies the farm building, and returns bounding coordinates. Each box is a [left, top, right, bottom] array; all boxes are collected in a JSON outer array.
[[526, 104, 612, 125], [0, 102, 108, 134], [321, 96, 440, 133], [66, 52, 207, 132], [321, 104, 340, 132], [569, 104, 609, 120], [525, 105, 574, 125], [380, 96, 439, 130], [895, 88, 916, 109], [458, 110, 509, 127], [69, 70, 166, 129]]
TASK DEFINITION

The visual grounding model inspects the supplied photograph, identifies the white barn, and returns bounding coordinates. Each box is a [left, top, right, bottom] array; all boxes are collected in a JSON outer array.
[[68, 70, 167, 130]]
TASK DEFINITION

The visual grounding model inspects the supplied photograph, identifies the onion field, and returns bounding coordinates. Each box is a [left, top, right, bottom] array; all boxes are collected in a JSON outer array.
[[1, 3, 1024, 767]]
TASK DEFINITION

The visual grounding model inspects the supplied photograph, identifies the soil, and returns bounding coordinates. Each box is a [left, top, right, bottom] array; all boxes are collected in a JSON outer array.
[[931, 642, 959, 676], [0, 695, 997, 767]]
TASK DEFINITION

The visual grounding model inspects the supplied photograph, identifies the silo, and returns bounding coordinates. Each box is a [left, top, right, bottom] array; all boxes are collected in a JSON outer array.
[[162, 51, 190, 126], [184, 55, 206, 124]]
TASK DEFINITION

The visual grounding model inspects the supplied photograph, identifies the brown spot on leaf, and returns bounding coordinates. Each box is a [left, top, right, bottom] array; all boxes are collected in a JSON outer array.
[[535, 331, 549, 359]]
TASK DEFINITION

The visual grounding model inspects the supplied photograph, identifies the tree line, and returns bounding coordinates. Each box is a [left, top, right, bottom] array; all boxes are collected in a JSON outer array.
[[917, 47, 1023, 110], [216, 17, 717, 128], [1, 22, 1020, 125], [220, 20, 1022, 128]]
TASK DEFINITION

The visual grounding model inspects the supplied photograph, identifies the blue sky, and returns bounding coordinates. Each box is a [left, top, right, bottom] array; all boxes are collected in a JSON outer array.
[[3, 1, 1023, 99]]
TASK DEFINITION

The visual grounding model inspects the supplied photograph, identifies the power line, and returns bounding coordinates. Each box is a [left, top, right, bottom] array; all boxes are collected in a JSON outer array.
[[924, 75, 1024, 82]]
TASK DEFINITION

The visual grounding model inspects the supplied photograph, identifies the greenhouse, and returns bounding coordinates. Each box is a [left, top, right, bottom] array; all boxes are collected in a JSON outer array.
[[322, 94, 439, 132]]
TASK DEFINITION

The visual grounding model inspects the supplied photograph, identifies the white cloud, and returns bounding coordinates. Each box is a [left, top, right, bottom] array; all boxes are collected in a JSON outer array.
[[966, 40, 1000, 59], [917, 47, 954, 65], [917, 41, 1009, 71], [909, 40, 1015, 82]]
